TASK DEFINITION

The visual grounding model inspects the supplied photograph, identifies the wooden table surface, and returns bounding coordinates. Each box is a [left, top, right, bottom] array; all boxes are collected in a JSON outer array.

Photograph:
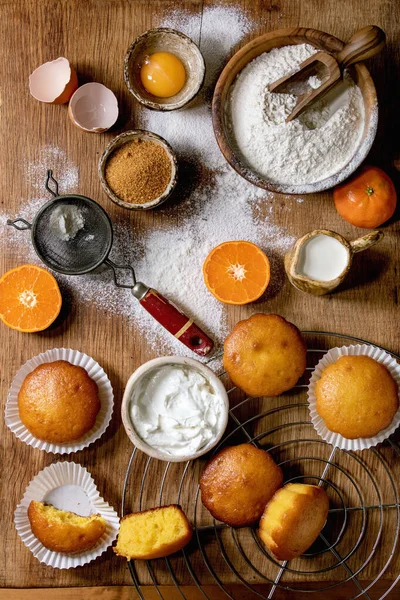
[[0, 0, 399, 599]]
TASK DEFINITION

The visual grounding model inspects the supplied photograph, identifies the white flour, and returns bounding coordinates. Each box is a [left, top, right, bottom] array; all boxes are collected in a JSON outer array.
[[2, 173, 295, 356], [229, 44, 365, 186], [25, 145, 79, 193], [49, 205, 84, 241], [308, 75, 322, 89], [136, 5, 254, 169], [1, 5, 299, 358]]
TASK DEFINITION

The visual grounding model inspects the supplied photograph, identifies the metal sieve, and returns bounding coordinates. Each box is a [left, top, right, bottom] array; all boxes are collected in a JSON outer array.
[[8, 170, 213, 356]]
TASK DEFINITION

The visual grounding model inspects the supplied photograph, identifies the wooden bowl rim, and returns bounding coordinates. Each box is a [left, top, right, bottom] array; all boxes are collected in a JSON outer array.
[[212, 27, 378, 195]]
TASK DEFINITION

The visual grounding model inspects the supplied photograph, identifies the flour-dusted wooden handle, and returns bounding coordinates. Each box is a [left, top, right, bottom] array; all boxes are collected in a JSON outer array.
[[336, 26, 386, 68], [140, 289, 214, 356]]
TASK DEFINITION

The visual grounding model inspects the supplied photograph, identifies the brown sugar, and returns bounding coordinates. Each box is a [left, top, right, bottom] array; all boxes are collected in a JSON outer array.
[[105, 139, 173, 204]]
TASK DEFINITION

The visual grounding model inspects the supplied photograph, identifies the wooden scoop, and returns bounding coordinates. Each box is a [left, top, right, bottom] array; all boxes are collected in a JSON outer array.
[[269, 26, 385, 122]]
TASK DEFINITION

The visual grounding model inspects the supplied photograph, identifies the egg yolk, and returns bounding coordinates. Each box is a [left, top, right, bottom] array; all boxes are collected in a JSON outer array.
[[140, 52, 186, 98]]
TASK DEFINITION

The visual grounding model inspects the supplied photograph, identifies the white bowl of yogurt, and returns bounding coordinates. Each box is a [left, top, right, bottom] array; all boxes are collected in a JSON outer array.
[[121, 356, 229, 462]]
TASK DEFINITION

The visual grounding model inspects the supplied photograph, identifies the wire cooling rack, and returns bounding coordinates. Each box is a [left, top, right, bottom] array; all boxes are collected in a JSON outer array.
[[122, 332, 400, 600]]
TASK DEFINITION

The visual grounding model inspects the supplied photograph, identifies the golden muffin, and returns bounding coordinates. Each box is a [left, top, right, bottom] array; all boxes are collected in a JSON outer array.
[[114, 505, 192, 560], [223, 314, 307, 397], [200, 444, 283, 527], [28, 501, 107, 553], [259, 483, 329, 561], [18, 360, 100, 443], [315, 355, 398, 439]]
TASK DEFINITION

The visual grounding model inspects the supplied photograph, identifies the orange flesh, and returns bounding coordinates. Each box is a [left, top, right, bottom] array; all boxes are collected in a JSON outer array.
[[0, 265, 62, 332], [203, 241, 270, 305]]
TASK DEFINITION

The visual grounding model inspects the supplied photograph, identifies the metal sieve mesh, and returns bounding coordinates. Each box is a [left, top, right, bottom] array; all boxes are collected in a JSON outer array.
[[32, 196, 113, 275]]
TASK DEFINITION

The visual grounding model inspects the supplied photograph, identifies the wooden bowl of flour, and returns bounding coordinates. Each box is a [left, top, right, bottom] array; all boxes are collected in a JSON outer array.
[[212, 28, 378, 195]]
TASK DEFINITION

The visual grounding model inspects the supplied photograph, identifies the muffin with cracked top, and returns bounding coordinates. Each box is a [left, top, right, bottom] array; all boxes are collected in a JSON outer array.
[[315, 355, 398, 439], [200, 443, 283, 527], [18, 360, 100, 443], [223, 313, 307, 397]]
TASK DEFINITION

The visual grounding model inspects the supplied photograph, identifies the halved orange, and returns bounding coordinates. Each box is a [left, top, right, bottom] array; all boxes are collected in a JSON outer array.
[[203, 241, 270, 305], [0, 264, 62, 332]]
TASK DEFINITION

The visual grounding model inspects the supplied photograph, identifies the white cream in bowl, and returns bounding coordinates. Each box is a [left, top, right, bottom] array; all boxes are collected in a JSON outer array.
[[122, 357, 229, 462], [130, 364, 225, 457]]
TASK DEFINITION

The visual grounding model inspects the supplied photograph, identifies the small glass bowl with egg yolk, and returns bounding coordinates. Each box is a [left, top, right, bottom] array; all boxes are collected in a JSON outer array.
[[124, 27, 205, 111]]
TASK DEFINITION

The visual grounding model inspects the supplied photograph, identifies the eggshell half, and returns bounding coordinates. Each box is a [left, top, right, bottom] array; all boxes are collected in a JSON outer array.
[[68, 83, 119, 133], [29, 57, 78, 104]]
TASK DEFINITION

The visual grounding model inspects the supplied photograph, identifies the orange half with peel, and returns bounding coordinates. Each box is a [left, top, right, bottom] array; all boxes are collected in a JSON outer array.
[[0, 264, 62, 332], [203, 241, 270, 305]]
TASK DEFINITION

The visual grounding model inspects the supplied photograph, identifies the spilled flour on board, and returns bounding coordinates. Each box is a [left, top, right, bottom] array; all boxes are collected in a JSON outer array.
[[1, 5, 297, 356]]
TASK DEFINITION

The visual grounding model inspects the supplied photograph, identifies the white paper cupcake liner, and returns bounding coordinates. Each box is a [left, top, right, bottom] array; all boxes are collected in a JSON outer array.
[[5, 348, 113, 454], [14, 461, 119, 569], [308, 344, 400, 451]]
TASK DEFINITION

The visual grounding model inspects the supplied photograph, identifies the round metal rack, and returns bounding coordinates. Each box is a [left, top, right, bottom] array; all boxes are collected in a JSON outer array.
[[122, 332, 400, 600]]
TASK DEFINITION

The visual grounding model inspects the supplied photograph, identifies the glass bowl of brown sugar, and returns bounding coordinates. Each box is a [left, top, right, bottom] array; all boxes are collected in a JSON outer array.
[[98, 130, 178, 210]]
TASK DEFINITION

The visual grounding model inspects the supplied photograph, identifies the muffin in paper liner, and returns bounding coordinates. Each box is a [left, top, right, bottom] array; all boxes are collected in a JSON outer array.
[[5, 348, 113, 454], [308, 344, 400, 451], [14, 461, 120, 568]]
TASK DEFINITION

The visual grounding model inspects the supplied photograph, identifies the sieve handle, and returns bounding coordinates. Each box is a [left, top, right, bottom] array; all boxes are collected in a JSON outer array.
[[45, 170, 59, 197], [7, 218, 32, 230], [140, 288, 214, 356], [105, 258, 136, 288]]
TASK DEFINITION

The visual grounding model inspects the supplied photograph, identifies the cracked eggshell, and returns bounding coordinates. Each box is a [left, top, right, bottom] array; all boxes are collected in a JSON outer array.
[[68, 83, 119, 133], [29, 57, 78, 104]]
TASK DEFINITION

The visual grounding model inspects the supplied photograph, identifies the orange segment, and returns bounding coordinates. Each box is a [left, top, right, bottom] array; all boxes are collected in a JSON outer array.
[[203, 241, 270, 305], [0, 264, 62, 332]]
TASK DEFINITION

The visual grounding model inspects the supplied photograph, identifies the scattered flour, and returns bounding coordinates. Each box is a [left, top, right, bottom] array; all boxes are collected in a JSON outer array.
[[229, 44, 365, 186], [2, 175, 295, 356], [1, 5, 298, 357], [137, 5, 254, 168], [25, 145, 79, 193]]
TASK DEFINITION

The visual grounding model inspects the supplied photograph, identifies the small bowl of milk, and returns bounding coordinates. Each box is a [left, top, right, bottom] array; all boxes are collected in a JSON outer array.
[[284, 229, 383, 295], [121, 356, 229, 462]]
